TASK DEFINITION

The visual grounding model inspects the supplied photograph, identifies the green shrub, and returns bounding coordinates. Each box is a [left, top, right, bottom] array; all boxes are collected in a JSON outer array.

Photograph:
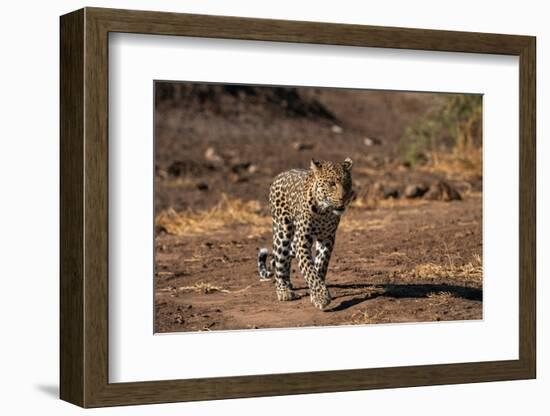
[[399, 95, 482, 167]]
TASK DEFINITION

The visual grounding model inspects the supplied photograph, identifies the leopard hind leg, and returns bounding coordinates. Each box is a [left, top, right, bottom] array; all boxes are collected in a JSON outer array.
[[272, 220, 297, 301]]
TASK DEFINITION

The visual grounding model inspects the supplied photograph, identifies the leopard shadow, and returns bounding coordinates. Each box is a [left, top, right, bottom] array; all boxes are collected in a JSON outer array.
[[323, 282, 482, 312]]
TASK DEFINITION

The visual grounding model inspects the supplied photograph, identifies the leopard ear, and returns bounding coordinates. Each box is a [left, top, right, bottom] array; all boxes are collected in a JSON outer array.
[[343, 157, 353, 171], [310, 159, 322, 173]]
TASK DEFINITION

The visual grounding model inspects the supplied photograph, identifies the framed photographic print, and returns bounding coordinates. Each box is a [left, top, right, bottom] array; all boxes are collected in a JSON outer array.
[[60, 7, 536, 408]]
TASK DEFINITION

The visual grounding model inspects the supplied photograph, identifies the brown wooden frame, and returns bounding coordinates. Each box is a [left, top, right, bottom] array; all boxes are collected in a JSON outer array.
[[60, 7, 536, 408]]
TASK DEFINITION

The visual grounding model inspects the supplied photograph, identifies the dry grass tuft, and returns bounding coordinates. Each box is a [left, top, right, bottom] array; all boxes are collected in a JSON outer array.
[[400, 254, 482, 282], [177, 282, 230, 294], [349, 310, 380, 325], [427, 290, 453, 298], [419, 147, 482, 183], [377, 198, 429, 208], [339, 217, 386, 232], [155, 194, 269, 236], [350, 194, 430, 211], [158, 282, 253, 295], [427, 291, 454, 304], [350, 195, 379, 210], [348, 307, 391, 325]]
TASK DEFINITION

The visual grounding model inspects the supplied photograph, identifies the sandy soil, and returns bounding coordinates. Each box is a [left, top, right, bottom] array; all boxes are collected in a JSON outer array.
[[155, 196, 482, 333]]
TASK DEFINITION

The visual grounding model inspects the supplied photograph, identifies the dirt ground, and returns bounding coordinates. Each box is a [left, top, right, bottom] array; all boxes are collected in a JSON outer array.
[[154, 83, 482, 333]]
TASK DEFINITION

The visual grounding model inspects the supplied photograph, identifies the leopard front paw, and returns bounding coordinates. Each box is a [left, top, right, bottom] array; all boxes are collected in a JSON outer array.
[[276, 287, 297, 301], [310, 286, 331, 310]]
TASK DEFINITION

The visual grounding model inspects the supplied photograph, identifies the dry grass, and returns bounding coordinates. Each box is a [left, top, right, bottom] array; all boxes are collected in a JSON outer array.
[[339, 217, 386, 232], [349, 195, 380, 210], [377, 198, 430, 208], [158, 281, 252, 295], [401, 254, 482, 282], [350, 194, 431, 211], [426, 291, 455, 305], [161, 176, 196, 189], [348, 309, 383, 325], [419, 147, 482, 182], [177, 282, 230, 294], [155, 194, 269, 236]]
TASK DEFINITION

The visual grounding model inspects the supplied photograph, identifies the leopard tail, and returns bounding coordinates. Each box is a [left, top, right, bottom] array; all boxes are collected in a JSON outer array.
[[258, 248, 274, 281]]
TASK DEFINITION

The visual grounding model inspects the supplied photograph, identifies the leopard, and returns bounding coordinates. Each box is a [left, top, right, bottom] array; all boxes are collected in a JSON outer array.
[[258, 158, 354, 310]]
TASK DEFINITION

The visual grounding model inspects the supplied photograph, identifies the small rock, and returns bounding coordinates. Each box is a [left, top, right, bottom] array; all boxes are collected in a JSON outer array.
[[404, 184, 429, 198], [156, 168, 168, 179], [292, 141, 315, 151], [364, 137, 382, 146], [204, 146, 224, 164], [331, 125, 343, 134]]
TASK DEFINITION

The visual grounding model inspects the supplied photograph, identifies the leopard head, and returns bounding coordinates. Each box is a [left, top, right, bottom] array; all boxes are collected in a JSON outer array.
[[310, 158, 354, 216]]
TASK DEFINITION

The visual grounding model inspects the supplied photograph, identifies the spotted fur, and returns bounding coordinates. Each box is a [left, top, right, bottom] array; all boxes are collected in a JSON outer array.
[[258, 158, 354, 310]]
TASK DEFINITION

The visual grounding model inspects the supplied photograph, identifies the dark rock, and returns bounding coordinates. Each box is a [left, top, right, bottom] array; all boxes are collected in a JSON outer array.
[[370, 182, 399, 199], [383, 188, 400, 199], [424, 181, 462, 201], [166, 161, 188, 177], [196, 182, 209, 191], [404, 184, 429, 198], [292, 141, 315, 151], [231, 162, 252, 173]]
